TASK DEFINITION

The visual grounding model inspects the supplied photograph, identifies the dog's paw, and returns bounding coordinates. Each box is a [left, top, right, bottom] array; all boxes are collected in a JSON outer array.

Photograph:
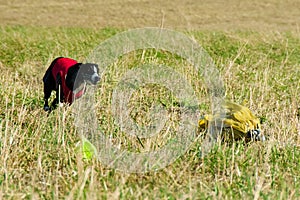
[[44, 106, 50, 111]]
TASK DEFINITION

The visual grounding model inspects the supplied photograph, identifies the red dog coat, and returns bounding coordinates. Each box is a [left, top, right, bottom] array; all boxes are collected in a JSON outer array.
[[52, 57, 84, 104]]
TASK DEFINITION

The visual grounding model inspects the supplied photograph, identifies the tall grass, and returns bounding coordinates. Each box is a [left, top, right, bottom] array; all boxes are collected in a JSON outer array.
[[0, 25, 299, 199]]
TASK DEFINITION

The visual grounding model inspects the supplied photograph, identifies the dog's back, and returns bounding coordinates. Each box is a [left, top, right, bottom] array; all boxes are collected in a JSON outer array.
[[51, 58, 78, 81], [43, 57, 63, 83]]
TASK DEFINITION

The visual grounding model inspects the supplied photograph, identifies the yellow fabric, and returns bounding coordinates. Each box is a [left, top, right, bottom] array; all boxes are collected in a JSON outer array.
[[198, 101, 261, 140]]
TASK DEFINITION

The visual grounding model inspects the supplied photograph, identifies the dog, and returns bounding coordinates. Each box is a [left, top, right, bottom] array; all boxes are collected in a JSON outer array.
[[43, 57, 100, 111]]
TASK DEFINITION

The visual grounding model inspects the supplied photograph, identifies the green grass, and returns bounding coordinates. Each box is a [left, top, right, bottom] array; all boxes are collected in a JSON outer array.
[[0, 25, 300, 199]]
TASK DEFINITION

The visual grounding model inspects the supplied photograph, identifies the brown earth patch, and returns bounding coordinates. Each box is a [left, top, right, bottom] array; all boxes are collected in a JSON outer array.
[[0, 0, 300, 31]]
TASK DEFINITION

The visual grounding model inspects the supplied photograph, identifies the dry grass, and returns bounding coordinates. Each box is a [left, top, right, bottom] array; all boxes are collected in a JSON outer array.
[[0, 25, 299, 199], [0, 1, 300, 199]]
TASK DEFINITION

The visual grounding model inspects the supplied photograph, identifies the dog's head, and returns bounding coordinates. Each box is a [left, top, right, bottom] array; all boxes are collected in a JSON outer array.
[[79, 63, 100, 85], [67, 63, 101, 93]]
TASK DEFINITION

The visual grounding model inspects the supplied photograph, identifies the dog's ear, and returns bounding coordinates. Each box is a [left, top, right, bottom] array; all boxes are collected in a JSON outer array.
[[95, 64, 99, 72], [66, 63, 82, 91]]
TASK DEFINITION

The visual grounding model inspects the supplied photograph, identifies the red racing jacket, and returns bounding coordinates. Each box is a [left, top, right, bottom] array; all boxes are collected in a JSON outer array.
[[51, 57, 83, 104]]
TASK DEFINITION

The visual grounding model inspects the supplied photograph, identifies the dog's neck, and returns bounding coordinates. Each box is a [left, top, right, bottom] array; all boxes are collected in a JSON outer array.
[[73, 82, 86, 98]]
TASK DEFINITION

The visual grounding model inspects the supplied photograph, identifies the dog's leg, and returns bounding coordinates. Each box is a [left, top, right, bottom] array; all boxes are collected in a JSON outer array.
[[50, 97, 58, 110], [43, 84, 52, 111], [50, 87, 59, 110], [43, 74, 56, 111], [51, 74, 64, 109]]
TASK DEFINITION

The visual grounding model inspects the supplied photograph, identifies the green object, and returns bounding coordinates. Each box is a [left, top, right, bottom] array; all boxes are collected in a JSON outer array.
[[76, 138, 97, 160]]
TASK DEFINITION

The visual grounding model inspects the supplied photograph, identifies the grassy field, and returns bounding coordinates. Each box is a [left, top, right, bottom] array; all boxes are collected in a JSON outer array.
[[1, 0, 300, 199]]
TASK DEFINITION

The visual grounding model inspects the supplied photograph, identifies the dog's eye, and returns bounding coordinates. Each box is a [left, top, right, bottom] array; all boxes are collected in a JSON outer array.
[[87, 68, 93, 73]]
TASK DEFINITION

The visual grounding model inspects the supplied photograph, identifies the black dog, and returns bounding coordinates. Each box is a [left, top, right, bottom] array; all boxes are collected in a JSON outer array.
[[43, 57, 100, 111]]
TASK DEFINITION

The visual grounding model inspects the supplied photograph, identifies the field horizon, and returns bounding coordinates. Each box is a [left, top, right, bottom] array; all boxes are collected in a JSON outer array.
[[1, 0, 300, 32]]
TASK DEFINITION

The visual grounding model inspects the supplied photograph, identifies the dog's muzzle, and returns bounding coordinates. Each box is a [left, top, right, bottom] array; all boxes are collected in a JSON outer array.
[[91, 73, 100, 84], [83, 73, 100, 85]]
